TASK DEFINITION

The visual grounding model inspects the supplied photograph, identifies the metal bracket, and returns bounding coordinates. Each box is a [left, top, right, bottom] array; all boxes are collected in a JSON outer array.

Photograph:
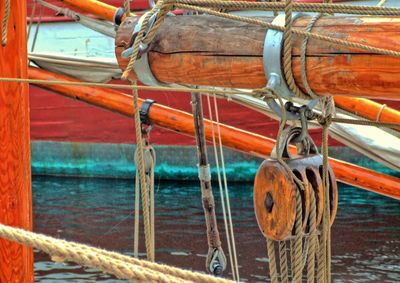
[[140, 99, 156, 126], [121, 11, 168, 87], [113, 7, 125, 26], [263, 13, 306, 120], [208, 248, 226, 276], [271, 126, 319, 160]]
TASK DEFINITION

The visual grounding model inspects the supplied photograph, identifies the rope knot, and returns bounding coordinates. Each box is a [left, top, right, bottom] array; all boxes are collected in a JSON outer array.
[[318, 114, 332, 127]]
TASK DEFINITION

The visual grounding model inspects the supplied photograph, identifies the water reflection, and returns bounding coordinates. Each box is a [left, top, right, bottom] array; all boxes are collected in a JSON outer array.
[[33, 176, 400, 282]]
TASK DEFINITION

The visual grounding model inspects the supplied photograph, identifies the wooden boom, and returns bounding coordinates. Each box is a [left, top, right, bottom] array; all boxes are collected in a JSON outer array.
[[28, 67, 400, 199], [0, 0, 33, 281], [60, 0, 120, 22], [115, 15, 400, 100]]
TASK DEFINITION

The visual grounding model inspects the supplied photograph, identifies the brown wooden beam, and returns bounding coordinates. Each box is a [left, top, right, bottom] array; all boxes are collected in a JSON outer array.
[[0, 1, 33, 282], [116, 15, 400, 100]]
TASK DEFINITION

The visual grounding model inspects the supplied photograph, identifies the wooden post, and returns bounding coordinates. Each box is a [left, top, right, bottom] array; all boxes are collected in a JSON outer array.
[[0, 1, 33, 282]]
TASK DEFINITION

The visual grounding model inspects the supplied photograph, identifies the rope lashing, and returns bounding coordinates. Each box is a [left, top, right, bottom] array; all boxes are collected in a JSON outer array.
[[1, 0, 10, 46], [283, 0, 307, 100], [0, 223, 235, 283]]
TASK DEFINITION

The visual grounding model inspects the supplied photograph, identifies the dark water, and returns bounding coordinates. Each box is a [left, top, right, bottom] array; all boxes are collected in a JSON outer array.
[[32, 176, 400, 282]]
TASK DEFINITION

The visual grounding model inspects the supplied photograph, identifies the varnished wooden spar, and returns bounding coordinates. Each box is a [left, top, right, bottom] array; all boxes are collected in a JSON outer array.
[[334, 96, 400, 126], [115, 15, 400, 100], [60, 0, 120, 22], [28, 67, 400, 199], [0, 0, 33, 282]]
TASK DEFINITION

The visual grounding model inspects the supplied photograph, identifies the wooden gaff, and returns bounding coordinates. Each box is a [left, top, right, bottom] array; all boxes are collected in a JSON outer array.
[[0, 1, 33, 281], [28, 67, 400, 199], [60, 0, 120, 22], [334, 96, 400, 126], [115, 15, 400, 100]]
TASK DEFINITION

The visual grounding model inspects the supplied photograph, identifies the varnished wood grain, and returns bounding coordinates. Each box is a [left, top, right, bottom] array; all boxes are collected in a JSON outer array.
[[254, 161, 297, 241], [117, 15, 400, 100], [0, 0, 33, 282]]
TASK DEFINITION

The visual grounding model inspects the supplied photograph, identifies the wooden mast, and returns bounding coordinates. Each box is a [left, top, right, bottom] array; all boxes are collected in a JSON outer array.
[[28, 68, 400, 199], [0, 0, 33, 282]]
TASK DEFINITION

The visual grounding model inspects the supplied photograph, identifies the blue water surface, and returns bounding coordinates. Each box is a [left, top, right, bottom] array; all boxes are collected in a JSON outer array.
[[32, 177, 400, 282]]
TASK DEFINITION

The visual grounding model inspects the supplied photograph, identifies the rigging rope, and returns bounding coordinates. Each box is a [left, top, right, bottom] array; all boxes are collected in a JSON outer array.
[[30, 2, 43, 53], [1, 0, 10, 46], [206, 94, 240, 281], [131, 80, 154, 261], [0, 223, 234, 283]]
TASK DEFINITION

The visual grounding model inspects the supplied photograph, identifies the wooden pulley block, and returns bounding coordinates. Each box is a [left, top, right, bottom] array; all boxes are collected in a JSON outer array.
[[254, 126, 339, 240], [254, 161, 298, 241]]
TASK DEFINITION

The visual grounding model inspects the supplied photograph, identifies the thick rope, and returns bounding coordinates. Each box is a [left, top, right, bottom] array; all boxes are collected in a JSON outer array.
[[0, 223, 234, 283], [279, 241, 289, 283], [300, 13, 324, 99], [173, 0, 400, 15], [307, 189, 317, 283], [132, 81, 154, 261], [267, 239, 279, 283], [1, 0, 10, 46], [292, 189, 304, 283], [317, 113, 333, 283], [283, 0, 307, 99], [133, 144, 156, 259], [134, 168, 140, 257], [0, 77, 255, 96]]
